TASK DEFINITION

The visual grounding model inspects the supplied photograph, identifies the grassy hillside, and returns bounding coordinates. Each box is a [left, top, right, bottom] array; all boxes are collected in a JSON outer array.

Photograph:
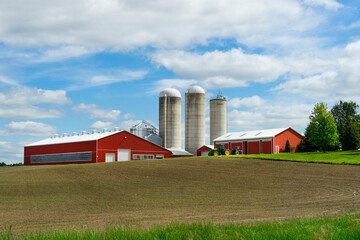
[[1, 158, 359, 234], [3, 214, 360, 239], [226, 150, 360, 165]]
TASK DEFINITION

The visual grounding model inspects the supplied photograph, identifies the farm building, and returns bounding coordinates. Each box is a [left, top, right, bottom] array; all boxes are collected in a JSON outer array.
[[212, 128, 303, 154], [24, 129, 180, 165], [197, 145, 214, 156]]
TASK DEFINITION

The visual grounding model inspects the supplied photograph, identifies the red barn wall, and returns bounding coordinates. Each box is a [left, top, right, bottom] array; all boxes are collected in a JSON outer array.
[[262, 140, 272, 154], [273, 128, 303, 153], [248, 141, 260, 154], [97, 131, 172, 161], [197, 145, 212, 156], [24, 141, 97, 165]]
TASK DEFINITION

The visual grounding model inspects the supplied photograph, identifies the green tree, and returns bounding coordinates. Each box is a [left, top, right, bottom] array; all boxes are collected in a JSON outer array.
[[285, 140, 291, 152], [305, 103, 339, 152], [331, 101, 360, 150]]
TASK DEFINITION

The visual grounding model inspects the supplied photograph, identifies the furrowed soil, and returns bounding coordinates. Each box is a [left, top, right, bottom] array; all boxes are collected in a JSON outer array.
[[0, 158, 359, 234]]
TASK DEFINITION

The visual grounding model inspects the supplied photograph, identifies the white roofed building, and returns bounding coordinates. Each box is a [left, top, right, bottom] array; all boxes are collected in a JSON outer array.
[[213, 127, 303, 154]]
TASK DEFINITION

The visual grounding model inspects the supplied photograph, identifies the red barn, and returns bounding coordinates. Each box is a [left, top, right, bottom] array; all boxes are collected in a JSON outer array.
[[197, 145, 214, 156], [24, 130, 173, 165], [213, 128, 303, 154]]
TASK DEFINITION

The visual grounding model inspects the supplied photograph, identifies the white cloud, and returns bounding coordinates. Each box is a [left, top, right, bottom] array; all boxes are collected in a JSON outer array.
[[152, 47, 341, 96], [69, 69, 148, 90], [152, 49, 287, 88], [0, 141, 23, 164], [347, 21, 360, 29], [228, 104, 313, 132], [0, 121, 57, 137], [123, 113, 135, 120], [0, 87, 69, 119], [228, 96, 266, 108], [0, 75, 18, 86], [0, 87, 71, 105], [273, 40, 360, 102], [0, 106, 62, 120], [303, 0, 342, 10], [34, 46, 99, 62], [73, 103, 120, 120], [90, 121, 114, 130], [0, 0, 324, 50]]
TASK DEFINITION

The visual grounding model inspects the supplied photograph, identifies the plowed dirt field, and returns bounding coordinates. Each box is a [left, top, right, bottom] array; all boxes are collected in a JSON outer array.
[[1, 158, 359, 233]]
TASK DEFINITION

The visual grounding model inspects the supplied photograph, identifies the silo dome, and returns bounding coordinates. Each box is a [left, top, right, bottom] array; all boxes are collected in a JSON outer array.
[[186, 86, 205, 94], [159, 88, 182, 149], [185, 85, 205, 155], [159, 88, 181, 98]]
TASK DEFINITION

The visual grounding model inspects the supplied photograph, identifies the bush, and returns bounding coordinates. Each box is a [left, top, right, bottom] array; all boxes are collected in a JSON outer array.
[[285, 140, 291, 153]]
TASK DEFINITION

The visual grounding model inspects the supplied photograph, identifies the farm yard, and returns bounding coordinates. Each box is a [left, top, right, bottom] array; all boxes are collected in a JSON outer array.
[[1, 156, 359, 237]]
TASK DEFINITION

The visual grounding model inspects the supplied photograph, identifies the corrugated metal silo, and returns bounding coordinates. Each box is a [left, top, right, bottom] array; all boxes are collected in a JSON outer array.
[[210, 93, 227, 144], [159, 88, 182, 149], [185, 86, 205, 155]]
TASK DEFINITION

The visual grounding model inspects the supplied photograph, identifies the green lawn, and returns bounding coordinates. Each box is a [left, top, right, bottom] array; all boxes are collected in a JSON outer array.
[[3, 214, 360, 240], [224, 150, 360, 165]]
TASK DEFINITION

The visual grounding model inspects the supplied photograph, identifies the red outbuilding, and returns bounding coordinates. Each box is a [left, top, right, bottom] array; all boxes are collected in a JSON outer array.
[[24, 130, 173, 165], [213, 128, 303, 154], [197, 145, 214, 156]]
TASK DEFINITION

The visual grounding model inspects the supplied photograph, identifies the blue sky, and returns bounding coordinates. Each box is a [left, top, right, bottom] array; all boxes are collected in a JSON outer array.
[[0, 0, 359, 163]]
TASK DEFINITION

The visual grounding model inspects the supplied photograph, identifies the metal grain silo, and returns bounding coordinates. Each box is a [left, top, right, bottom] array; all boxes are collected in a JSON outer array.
[[185, 86, 205, 155], [210, 92, 227, 144], [159, 88, 182, 149]]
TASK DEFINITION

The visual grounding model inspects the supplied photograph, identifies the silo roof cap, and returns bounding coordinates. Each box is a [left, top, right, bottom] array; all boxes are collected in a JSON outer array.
[[186, 85, 205, 94], [159, 88, 181, 98]]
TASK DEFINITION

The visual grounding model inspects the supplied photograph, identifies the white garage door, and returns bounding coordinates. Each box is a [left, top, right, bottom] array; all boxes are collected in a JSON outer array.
[[201, 151, 209, 156], [105, 153, 116, 162], [117, 149, 130, 161]]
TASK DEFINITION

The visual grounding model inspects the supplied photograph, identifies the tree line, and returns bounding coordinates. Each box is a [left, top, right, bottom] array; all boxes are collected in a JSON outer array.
[[299, 101, 360, 152]]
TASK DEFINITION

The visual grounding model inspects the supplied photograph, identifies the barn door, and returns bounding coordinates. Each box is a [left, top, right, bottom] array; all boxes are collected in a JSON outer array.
[[117, 149, 130, 161], [105, 153, 116, 162]]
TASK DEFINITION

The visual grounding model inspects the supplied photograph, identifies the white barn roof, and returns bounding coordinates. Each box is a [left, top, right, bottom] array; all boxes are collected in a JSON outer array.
[[167, 148, 193, 156], [214, 128, 289, 142], [25, 130, 123, 147]]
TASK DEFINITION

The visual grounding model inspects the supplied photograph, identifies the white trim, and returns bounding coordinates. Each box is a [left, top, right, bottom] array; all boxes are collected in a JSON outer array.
[[275, 145, 279, 154]]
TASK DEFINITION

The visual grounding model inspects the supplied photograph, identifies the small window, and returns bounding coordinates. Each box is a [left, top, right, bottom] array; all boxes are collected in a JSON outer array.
[[156, 154, 164, 159], [132, 154, 154, 160]]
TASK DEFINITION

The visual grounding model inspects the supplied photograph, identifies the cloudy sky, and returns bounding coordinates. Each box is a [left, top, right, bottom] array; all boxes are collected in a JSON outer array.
[[0, 0, 359, 163]]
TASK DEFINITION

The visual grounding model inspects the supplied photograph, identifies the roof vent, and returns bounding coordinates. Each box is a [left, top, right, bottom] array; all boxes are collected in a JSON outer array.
[[63, 133, 67, 137], [72, 132, 77, 136], [54, 134, 59, 138], [114, 127, 119, 132], [102, 128, 107, 133], [81, 131, 87, 135], [91, 130, 97, 134]]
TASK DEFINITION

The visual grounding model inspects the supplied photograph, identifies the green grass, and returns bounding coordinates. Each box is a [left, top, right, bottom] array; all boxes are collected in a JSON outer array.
[[224, 150, 360, 165], [2, 214, 360, 240]]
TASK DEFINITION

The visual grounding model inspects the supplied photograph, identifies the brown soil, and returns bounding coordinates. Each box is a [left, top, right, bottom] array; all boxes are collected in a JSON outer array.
[[0, 158, 359, 233]]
